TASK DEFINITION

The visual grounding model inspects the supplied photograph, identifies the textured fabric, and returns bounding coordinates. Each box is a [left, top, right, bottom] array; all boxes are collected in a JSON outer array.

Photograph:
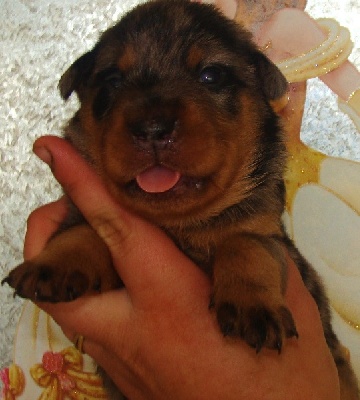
[[0, 0, 359, 372], [0, 0, 143, 372]]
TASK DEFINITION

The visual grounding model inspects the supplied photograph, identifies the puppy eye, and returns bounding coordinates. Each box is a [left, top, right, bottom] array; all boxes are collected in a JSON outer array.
[[95, 67, 123, 88], [199, 66, 225, 85], [105, 72, 123, 88]]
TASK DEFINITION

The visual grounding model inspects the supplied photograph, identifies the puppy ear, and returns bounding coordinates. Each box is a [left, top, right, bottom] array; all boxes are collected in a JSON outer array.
[[252, 51, 289, 112], [59, 48, 98, 100]]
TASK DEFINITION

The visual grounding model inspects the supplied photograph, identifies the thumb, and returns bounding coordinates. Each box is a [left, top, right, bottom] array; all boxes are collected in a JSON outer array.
[[33, 136, 209, 299]]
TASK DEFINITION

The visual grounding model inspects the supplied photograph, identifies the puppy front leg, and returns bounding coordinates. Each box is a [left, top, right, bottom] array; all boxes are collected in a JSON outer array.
[[3, 224, 122, 302], [211, 234, 298, 352]]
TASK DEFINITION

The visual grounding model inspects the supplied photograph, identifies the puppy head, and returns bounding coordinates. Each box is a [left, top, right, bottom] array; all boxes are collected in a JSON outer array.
[[59, 0, 288, 228]]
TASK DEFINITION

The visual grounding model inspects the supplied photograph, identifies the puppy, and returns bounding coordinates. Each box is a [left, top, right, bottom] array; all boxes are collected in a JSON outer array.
[[3, 0, 359, 398]]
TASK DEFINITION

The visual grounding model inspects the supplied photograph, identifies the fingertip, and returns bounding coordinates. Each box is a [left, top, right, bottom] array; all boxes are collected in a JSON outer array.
[[33, 135, 65, 150], [33, 136, 121, 218], [33, 144, 53, 167], [33, 135, 66, 166], [33, 136, 86, 177]]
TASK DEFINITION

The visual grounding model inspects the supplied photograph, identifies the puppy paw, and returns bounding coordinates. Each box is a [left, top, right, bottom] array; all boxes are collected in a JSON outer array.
[[211, 297, 298, 353], [2, 224, 121, 302], [2, 259, 103, 302]]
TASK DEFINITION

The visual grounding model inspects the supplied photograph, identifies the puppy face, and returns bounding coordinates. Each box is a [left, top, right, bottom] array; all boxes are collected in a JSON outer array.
[[60, 0, 287, 228]]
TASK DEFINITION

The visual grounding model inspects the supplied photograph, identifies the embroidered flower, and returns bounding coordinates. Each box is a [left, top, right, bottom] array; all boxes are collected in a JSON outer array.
[[284, 153, 360, 379], [30, 347, 109, 399], [0, 364, 25, 400]]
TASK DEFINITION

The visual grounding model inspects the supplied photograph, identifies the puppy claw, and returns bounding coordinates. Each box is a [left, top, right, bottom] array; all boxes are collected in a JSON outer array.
[[287, 327, 299, 340], [1, 276, 9, 286], [93, 278, 102, 293], [278, 306, 298, 340], [213, 296, 297, 353], [66, 286, 77, 302], [222, 323, 236, 337], [4, 260, 94, 303], [217, 302, 237, 337], [275, 339, 282, 354], [208, 296, 215, 310]]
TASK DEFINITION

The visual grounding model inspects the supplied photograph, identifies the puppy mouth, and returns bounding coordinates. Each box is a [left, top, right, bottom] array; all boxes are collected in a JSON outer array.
[[132, 165, 205, 194], [136, 165, 181, 193]]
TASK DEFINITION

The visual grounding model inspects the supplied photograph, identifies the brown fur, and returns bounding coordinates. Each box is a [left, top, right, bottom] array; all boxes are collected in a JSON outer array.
[[3, 0, 359, 398]]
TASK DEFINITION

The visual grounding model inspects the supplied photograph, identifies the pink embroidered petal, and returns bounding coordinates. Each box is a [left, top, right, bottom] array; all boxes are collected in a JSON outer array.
[[58, 373, 76, 392], [0, 368, 10, 390], [42, 352, 64, 374]]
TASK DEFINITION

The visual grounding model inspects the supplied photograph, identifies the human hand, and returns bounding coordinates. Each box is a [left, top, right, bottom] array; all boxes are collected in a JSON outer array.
[[29, 135, 339, 400]]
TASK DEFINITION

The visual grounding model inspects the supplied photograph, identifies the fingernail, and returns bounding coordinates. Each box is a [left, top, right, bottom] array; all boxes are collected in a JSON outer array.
[[33, 145, 53, 167]]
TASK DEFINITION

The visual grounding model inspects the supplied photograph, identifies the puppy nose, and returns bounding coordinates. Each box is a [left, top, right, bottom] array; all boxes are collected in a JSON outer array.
[[131, 118, 177, 146]]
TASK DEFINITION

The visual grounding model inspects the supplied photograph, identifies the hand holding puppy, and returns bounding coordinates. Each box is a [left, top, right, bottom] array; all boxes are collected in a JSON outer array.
[[30, 136, 340, 400]]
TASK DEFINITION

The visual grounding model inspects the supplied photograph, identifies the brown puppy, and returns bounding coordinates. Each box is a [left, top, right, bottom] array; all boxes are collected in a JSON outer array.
[[3, 0, 359, 398]]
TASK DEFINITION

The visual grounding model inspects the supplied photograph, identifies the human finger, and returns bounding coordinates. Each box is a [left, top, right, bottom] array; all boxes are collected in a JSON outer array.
[[32, 135, 209, 298], [32, 136, 148, 289], [23, 197, 68, 260], [284, 256, 338, 381], [285, 255, 325, 334], [33, 135, 133, 236], [38, 286, 131, 342]]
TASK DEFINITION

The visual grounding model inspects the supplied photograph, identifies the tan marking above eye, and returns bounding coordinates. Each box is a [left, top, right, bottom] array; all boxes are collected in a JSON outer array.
[[118, 45, 137, 71], [186, 45, 205, 69]]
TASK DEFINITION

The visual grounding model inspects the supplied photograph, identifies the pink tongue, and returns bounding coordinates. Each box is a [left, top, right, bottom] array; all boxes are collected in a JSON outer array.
[[136, 166, 181, 193]]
